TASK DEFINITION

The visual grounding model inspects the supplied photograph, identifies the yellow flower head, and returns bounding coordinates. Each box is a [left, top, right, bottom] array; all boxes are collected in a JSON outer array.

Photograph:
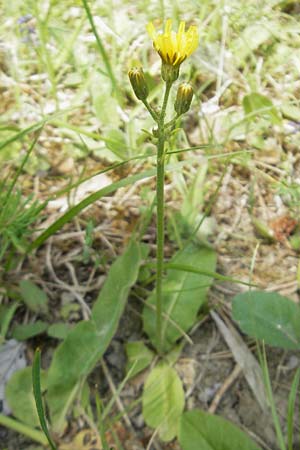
[[147, 19, 199, 67]]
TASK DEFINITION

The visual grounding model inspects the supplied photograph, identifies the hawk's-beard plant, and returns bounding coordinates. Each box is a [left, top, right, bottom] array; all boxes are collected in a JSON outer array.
[[129, 19, 198, 353]]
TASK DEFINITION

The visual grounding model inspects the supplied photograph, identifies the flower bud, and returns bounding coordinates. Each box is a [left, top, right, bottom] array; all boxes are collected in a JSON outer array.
[[174, 82, 194, 115], [128, 67, 149, 101]]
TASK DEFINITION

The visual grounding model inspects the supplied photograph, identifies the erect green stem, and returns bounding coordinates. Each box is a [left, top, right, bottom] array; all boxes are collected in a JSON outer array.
[[155, 81, 172, 353]]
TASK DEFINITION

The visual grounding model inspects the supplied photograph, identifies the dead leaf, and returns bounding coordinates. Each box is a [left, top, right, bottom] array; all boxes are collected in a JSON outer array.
[[210, 310, 268, 413], [59, 429, 102, 450], [269, 215, 297, 242]]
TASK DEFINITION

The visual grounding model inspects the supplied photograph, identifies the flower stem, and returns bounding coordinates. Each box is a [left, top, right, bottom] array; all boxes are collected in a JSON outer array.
[[143, 99, 159, 122], [155, 81, 172, 353]]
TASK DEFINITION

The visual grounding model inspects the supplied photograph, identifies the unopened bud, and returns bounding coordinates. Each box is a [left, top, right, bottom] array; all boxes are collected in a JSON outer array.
[[174, 82, 194, 115], [128, 67, 149, 101]]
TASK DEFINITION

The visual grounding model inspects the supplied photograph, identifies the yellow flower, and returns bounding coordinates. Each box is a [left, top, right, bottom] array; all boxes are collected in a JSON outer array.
[[147, 19, 198, 67]]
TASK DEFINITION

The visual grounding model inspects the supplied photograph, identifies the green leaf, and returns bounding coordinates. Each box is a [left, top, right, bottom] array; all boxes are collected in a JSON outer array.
[[143, 243, 216, 352], [232, 291, 300, 349], [5, 367, 47, 428], [179, 410, 262, 450], [281, 104, 300, 122], [47, 323, 71, 340], [91, 242, 148, 327], [12, 321, 48, 341], [125, 341, 154, 379], [19, 280, 49, 314], [242, 92, 281, 125], [142, 362, 185, 442], [46, 241, 146, 433], [47, 321, 98, 432]]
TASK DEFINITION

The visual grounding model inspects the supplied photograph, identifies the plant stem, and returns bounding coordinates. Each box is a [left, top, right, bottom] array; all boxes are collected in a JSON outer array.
[[143, 100, 159, 122], [155, 81, 172, 353]]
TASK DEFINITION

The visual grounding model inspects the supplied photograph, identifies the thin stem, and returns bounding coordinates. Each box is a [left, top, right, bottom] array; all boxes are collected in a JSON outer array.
[[155, 81, 172, 353], [81, 0, 121, 102], [258, 343, 287, 450], [143, 99, 159, 122], [160, 82, 172, 124]]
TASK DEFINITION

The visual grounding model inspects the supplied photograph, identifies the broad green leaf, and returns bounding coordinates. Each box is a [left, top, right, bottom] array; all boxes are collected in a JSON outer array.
[[232, 291, 300, 349], [47, 323, 71, 340], [12, 321, 48, 341], [46, 241, 146, 432], [142, 362, 184, 442], [92, 242, 148, 327], [47, 321, 95, 433], [19, 280, 49, 314], [125, 341, 154, 379], [6, 367, 47, 428], [143, 243, 216, 352], [179, 410, 262, 450], [242, 93, 281, 125]]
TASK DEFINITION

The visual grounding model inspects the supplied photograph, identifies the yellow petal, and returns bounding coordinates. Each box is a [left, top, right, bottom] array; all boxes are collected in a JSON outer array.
[[165, 19, 172, 34], [146, 22, 157, 40]]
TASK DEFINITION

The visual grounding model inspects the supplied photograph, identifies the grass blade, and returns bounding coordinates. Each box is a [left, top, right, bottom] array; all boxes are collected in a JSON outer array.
[[28, 167, 157, 251], [257, 343, 286, 450], [287, 368, 300, 450], [28, 160, 188, 251], [81, 0, 120, 100], [3, 128, 43, 204], [162, 263, 257, 287], [32, 349, 57, 450], [0, 123, 44, 151]]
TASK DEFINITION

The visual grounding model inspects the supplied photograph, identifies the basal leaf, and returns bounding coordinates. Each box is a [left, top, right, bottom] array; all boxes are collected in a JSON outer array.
[[46, 241, 146, 432], [142, 362, 185, 442], [125, 341, 154, 379], [47, 323, 72, 340], [92, 242, 148, 328], [6, 367, 47, 428], [179, 410, 262, 450], [242, 92, 281, 125], [12, 321, 48, 341], [232, 290, 300, 349], [143, 243, 216, 352], [19, 280, 49, 314]]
